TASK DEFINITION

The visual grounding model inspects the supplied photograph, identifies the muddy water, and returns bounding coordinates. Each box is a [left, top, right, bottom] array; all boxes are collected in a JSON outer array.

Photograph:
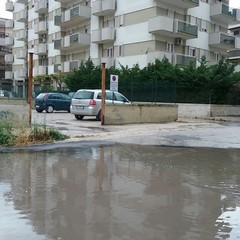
[[0, 144, 240, 240]]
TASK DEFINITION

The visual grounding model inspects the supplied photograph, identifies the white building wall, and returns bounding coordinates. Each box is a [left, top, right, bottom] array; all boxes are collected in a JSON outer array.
[[116, 0, 155, 15]]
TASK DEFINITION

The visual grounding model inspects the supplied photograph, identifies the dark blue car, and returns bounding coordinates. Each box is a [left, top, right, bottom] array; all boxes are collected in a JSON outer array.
[[35, 92, 71, 113]]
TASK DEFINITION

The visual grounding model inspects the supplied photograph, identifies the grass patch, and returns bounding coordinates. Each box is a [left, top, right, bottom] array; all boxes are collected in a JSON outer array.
[[0, 120, 69, 147]]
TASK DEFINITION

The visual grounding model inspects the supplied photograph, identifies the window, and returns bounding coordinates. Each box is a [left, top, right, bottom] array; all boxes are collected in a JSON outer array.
[[119, 45, 123, 57], [214, 52, 219, 61], [120, 15, 124, 27], [200, 19, 207, 32], [189, 47, 196, 57], [166, 42, 174, 52], [107, 47, 113, 57]]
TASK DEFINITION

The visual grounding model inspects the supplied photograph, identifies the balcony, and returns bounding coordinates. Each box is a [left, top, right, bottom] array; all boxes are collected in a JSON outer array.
[[54, 5, 91, 28], [55, 0, 76, 3], [101, 57, 114, 68], [147, 51, 173, 64], [34, 0, 48, 14], [16, 0, 28, 4], [5, 71, 13, 79], [211, 3, 240, 24], [5, 1, 14, 12], [155, 0, 199, 10], [148, 16, 198, 39], [15, 9, 27, 23], [209, 32, 238, 50], [92, 27, 115, 43], [34, 66, 47, 76], [63, 60, 80, 72], [174, 54, 196, 66], [92, 0, 115, 16], [34, 21, 47, 34], [5, 37, 14, 46], [54, 33, 90, 51], [228, 49, 240, 59], [5, 19, 14, 28], [16, 49, 27, 59], [16, 68, 27, 78], [5, 54, 14, 63], [16, 29, 27, 41], [54, 63, 62, 73], [34, 43, 47, 55]]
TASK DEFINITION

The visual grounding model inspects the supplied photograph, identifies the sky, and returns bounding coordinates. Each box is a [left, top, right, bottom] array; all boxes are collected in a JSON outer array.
[[0, 0, 240, 19]]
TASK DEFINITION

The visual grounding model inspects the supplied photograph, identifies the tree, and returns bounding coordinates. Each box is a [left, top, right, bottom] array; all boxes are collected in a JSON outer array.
[[64, 59, 101, 91]]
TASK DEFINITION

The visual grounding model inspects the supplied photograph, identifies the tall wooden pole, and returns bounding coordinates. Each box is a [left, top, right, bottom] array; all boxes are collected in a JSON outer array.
[[101, 62, 106, 125], [28, 52, 33, 126]]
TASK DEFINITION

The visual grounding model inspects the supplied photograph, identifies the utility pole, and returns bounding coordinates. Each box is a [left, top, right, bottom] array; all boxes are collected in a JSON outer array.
[[28, 52, 33, 126], [101, 62, 106, 125]]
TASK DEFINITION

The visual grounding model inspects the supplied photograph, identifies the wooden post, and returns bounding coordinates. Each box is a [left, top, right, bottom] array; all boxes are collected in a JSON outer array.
[[101, 62, 106, 125], [28, 52, 33, 126]]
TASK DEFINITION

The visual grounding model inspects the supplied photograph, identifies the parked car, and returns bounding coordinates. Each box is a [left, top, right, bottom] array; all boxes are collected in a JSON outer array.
[[35, 92, 71, 113], [70, 89, 130, 120], [0, 90, 14, 98]]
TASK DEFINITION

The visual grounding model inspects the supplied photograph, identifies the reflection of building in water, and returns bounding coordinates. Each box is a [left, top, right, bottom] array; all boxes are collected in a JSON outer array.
[[1, 146, 240, 239]]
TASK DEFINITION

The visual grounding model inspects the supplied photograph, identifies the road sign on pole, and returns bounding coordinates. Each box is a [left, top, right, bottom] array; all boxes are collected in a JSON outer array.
[[110, 75, 118, 91]]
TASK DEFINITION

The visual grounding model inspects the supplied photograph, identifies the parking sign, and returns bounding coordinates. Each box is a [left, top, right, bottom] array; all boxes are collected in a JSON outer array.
[[110, 75, 118, 91]]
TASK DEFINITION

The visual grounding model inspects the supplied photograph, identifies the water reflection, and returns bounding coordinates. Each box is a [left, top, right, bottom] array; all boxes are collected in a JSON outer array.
[[0, 145, 240, 240]]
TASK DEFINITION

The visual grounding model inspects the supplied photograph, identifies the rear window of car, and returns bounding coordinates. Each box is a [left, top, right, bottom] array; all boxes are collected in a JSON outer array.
[[36, 93, 47, 100], [74, 91, 94, 99]]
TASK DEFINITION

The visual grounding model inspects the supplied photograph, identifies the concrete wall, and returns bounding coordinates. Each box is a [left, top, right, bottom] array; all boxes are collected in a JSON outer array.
[[0, 99, 29, 125], [178, 103, 240, 118], [104, 103, 178, 125]]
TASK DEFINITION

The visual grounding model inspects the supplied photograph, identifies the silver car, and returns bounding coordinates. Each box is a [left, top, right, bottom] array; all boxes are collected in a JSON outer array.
[[70, 89, 130, 120]]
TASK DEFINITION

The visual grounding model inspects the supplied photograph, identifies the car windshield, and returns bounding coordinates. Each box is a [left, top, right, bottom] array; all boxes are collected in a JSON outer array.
[[74, 91, 94, 99]]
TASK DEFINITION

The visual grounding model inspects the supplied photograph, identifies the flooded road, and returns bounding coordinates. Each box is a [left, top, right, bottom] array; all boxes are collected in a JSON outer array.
[[0, 144, 240, 240]]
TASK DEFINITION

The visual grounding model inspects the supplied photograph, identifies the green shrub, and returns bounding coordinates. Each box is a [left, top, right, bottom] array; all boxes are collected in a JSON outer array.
[[0, 120, 14, 146]]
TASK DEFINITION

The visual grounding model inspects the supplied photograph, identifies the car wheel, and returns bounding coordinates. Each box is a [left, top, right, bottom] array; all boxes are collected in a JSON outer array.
[[96, 110, 101, 121], [36, 109, 43, 113], [46, 105, 54, 113], [75, 115, 84, 120]]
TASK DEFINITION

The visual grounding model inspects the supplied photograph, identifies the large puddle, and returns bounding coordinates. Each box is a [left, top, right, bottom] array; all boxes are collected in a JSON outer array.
[[0, 144, 240, 240]]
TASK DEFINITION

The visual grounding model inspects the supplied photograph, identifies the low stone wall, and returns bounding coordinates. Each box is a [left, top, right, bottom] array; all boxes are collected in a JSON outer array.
[[0, 98, 29, 125], [104, 103, 178, 125], [178, 103, 240, 118]]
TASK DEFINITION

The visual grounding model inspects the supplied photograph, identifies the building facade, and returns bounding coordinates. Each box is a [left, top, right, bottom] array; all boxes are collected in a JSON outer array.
[[0, 17, 13, 93], [5, 0, 240, 96]]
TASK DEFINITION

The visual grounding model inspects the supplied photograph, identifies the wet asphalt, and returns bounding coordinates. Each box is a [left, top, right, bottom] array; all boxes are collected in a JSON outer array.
[[28, 111, 240, 150]]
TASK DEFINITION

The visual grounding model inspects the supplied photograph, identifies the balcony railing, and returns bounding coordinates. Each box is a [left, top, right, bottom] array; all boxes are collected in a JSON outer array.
[[175, 54, 196, 66], [54, 5, 91, 28], [177, 21, 198, 37], [209, 32, 236, 50], [34, 0, 48, 14], [5, 37, 14, 46], [149, 16, 198, 39], [154, 0, 199, 9], [16, 49, 27, 59], [54, 39, 62, 49], [5, 19, 14, 28], [228, 49, 240, 59], [15, 9, 27, 22], [5, 1, 14, 12], [92, 0, 115, 16]]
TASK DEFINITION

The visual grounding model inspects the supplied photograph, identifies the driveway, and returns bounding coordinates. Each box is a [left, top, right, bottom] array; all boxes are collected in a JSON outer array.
[[32, 110, 240, 149]]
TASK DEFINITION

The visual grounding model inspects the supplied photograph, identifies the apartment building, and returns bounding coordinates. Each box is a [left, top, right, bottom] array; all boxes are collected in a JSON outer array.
[[0, 17, 13, 92], [5, 0, 240, 96]]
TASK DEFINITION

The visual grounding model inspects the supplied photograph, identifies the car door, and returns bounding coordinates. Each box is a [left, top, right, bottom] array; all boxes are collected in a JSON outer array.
[[60, 94, 71, 110], [51, 94, 61, 110]]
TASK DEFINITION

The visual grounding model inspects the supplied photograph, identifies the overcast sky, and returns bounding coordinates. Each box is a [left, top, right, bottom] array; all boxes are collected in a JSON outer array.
[[1, 0, 240, 19]]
